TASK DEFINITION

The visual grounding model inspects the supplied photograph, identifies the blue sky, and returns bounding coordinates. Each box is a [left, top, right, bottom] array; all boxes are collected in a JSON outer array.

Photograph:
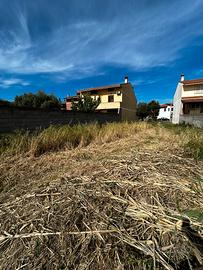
[[0, 0, 203, 103]]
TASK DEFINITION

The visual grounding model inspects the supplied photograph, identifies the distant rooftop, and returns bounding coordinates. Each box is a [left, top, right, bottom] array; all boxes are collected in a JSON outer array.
[[160, 103, 173, 108]]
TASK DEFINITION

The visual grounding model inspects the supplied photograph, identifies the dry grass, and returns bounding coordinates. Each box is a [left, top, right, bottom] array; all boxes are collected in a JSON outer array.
[[0, 122, 203, 269]]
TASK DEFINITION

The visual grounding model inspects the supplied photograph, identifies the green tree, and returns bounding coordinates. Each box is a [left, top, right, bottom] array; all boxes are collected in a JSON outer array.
[[71, 95, 100, 112], [13, 91, 61, 110], [136, 100, 160, 120]]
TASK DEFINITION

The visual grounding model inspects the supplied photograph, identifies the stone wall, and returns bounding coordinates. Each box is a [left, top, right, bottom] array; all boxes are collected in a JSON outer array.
[[0, 106, 120, 133]]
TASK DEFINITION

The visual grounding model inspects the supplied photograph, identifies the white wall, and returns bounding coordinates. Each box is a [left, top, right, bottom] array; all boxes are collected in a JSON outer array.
[[172, 83, 183, 124]]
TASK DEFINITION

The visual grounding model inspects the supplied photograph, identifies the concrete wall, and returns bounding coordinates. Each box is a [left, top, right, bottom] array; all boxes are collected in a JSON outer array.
[[179, 115, 203, 128], [121, 83, 137, 121], [0, 106, 120, 133], [172, 82, 183, 124]]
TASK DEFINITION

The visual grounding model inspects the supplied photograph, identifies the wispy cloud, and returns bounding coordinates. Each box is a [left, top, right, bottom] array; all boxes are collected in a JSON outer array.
[[0, 78, 30, 88], [0, 0, 203, 78], [131, 78, 161, 86]]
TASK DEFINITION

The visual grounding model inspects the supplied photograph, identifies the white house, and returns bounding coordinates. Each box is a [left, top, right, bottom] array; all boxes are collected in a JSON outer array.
[[157, 104, 173, 121], [172, 74, 203, 127]]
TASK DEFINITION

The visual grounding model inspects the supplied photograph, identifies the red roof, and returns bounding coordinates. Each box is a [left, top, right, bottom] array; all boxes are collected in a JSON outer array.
[[183, 78, 203, 85], [160, 103, 173, 108]]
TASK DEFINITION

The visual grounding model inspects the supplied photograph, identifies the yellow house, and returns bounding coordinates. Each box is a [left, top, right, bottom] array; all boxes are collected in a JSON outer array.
[[66, 76, 137, 121]]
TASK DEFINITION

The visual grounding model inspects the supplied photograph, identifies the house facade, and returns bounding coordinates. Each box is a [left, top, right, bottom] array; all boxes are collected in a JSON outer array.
[[172, 74, 203, 127], [66, 77, 137, 121], [157, 104, 173, 121]]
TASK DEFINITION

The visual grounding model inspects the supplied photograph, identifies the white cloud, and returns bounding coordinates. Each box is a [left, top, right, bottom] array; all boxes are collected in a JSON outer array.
[[0, 78, 30, 88], [0, 0, 203, 78]]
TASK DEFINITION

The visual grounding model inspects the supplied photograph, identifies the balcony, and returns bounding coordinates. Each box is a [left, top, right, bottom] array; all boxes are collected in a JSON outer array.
[[96, 101, 121, 110]]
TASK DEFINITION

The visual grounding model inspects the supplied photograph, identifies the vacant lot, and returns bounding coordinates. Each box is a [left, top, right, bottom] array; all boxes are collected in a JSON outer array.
[[0, 122, 203, 269]]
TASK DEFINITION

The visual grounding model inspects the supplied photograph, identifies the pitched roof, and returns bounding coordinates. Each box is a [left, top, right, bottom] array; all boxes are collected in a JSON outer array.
[[160, 103, 173, 108], [77, 83, 122, 94], [183, 78, 203, 85]]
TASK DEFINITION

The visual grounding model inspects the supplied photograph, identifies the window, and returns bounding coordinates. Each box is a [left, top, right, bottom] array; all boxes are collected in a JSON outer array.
[[168, 108, 170, 111], [108, 95, 114, 102], [164, 108, 166, 112], [200, 103, 203, 113], [183, 103, 190, 114], [91, 90, 97, 94], [171, 108, 173, 111]]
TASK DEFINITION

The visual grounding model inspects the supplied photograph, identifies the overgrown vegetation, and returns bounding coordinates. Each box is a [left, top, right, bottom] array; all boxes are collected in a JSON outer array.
[[160, 122, 203, 160], [0, 122, 202, 269], [0, 123, 139, 156], [0, 122, 202, 160]]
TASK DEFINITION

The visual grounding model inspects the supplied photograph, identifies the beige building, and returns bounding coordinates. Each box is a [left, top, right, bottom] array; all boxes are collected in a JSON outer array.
[[66, 76, 137, 121], [172, 74, 203, 127]]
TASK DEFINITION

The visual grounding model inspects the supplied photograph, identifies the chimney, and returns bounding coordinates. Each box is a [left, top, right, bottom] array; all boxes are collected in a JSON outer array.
[[124, 76, 128, 84], [180, 74, 185, 82]]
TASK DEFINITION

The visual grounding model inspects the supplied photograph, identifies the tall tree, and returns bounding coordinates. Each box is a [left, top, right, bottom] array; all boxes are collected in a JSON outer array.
[[136, 100, 160, 120], [147, 100, 160, 120], [136, 102, 149, 120]]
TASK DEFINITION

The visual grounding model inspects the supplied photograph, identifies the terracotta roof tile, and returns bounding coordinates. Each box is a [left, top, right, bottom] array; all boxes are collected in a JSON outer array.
[[77, 83, 122, 94], [183, 78, 203, 85], [160, 103, 173, 107]]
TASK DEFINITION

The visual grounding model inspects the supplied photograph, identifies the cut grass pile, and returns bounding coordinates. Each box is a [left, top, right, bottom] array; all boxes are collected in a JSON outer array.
[[0, 122, 202, 269]]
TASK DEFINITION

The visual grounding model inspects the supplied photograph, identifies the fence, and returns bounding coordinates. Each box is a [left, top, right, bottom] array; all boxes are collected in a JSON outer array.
[[0, 106, 120, 133]]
